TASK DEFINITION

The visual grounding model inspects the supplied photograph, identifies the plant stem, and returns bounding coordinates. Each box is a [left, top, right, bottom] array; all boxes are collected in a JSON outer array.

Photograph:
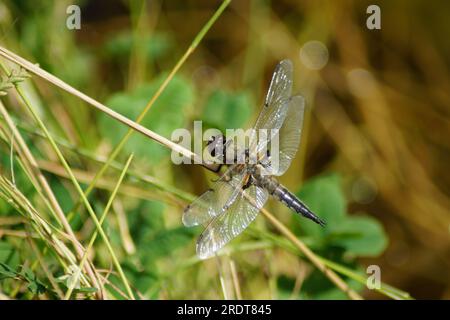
[[64, 154, 134, 300]]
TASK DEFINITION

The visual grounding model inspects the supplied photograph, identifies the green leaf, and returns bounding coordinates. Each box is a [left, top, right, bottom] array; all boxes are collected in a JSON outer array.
[[294, 174, 388, 258], [0, 241, 19, 269], [202, 90, 253, 131], [297, 174, 346, 222], [100, 74, 194, 162], [0, 262, 16, 279], [130, 201, 166, 246], [20, 266, 35, 281], [0, 263, 47, 295], [27, 279, 46, 295], [294, 174, 346, 238], [123, 262, 159, 296], [0, 198, 10, 216], [141, 227, 197, 261], [328, 215, 388, 257]]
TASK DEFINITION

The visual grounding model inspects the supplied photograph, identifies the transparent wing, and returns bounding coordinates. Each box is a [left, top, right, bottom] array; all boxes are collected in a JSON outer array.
[[267, 95, 305, 176], [250, 60, 293, 154], [182, 189, 216, 227], [196, 185, 269, 259], [182, 165, 246, 227]]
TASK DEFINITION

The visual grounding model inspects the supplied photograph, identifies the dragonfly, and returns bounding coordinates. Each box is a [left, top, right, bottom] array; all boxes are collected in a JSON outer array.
[[183, 59, 325, 259]]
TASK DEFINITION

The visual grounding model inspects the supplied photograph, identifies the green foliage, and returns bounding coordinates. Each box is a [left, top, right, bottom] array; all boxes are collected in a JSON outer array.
[[50, 178, 75, 214], [0, 148, 35, 202], [295, 174, 388, 257], [103, 31, 172, 62], [303, 276, 364, 300], [0, 262, 16, 279], [0, 262, 47, 295], [18, 4, 93, 88], [143, 226, 197, 261], [0, 241, 20, 268], [202, 89, 254, 132], [277, 270, 364, 300], [275, 174, 388, 299], [120, 201, 197, 297], [130, 201, 197, 263], [329, 216, 387, 256], [100, 74, 194, 162], [0, 67, 30, 96]]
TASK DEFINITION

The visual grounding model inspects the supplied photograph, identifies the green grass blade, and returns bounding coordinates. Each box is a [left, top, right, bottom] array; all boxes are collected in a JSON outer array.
[[64, 154, 134, 300]]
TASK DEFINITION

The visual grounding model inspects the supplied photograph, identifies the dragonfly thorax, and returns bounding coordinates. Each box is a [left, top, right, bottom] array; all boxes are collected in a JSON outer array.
[[248, 164, 278, 191], [207, 134, 259, 165]]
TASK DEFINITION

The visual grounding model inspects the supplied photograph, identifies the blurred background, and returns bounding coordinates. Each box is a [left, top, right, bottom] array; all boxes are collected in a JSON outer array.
[[0, 0, 448, 299]]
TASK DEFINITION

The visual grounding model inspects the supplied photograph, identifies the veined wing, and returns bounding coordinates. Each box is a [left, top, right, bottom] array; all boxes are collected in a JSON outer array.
[[250, 60, 293, 154], [196, 185, 269, 259], [267, 95, 305, 176], [182, 165, 246, 227]]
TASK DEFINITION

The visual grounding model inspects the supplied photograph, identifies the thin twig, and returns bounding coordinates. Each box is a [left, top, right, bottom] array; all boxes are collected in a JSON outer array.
[[113, 200, 136, 255], [214, 255, 230, 300], [9, 129, 15, 185], [229, 258, 242, 300]]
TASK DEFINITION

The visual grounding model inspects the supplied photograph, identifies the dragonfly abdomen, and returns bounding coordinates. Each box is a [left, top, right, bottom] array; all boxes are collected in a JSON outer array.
[[254, 173, 326, 227]]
